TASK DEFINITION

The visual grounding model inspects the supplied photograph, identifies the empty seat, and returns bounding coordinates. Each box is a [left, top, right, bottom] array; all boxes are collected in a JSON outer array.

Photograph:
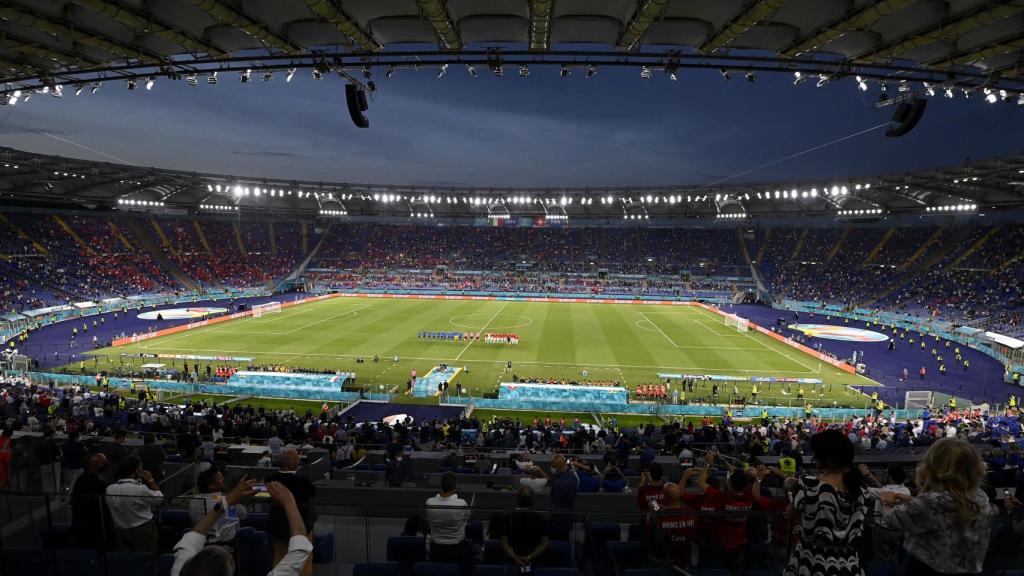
[[104, 551, 153, 576], [236, 528, 272, 576], [587, 522, 621, 545], [159, 509, 192, 530], [606, 541, 645, 575], [353, 563, 401, 576], [413, 563, 459, 576], [473, 565, 514, 576], [157, 554, 175, 576], [540, 541, 572, 568], [54, 549, 100, 576], [1, 549, 48, 576], [313, 532, 334, 564]]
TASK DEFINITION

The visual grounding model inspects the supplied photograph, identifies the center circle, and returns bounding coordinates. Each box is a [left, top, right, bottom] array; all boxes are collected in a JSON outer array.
[[449, 314, 533, 330]]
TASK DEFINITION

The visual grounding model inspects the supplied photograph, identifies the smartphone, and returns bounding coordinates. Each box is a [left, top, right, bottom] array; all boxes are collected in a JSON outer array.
[[519, 565, 532, 574], [1005, 489, 1011, 498], [252, 484, 268, 493]]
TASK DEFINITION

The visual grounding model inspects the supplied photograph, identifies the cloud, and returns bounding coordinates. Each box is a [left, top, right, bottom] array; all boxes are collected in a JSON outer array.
[[229, 150, 301, 158]]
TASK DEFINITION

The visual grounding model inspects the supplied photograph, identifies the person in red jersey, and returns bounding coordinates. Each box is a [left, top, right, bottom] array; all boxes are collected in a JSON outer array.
[[650, 482, 698, 569], [696, 450, 753, 575], [637, 462, 666, 510]]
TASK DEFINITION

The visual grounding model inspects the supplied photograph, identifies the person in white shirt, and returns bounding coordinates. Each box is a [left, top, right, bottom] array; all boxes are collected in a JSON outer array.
[[189, 468, 247, 544], [171, 478, 312, 576], [105, 456, 164, 552], [519, 465, 549, 493], [268, 433, 284, 457], [425, 472, 473, 575]]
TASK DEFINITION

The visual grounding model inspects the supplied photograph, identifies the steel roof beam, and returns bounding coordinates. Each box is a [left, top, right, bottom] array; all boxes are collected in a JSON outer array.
[[186, 0, 303, 54], [0, 7, 158, 64], [948, 35, 1024, 66], [528, 0, 553, 51], [860, 0, 1024, 61], [0, 34, 103, 68], [417, 0, 462, 50], [781, 0, 916, 58], [700, 0, 787, 54], [71, 0, 228, 58], [617, 0, 670, 51], [301, 0, 380, 51]]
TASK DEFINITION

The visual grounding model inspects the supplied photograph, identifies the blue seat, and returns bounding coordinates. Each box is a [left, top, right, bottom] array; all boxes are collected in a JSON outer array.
[[588, 522, 621, 545], [236, 528, 273, 576], [386, 536, 427, 576], [413, 563, 459, 576], [624, 570, 670, 576], [241, 512, 269, 531], [466, 521, 484, 544], [313, 532, 334, 564], [626, 524, 645, 542], [695, 571, 733, 576], [41, 524, 72, 549], [482, 540, 506, 565], [53, 549, 100, 576], [157, 554, 175, 576], [104, 551, 152, 576], [160, 509, 192, 530], [1, 549, 48, 576], [540, 541, 572, 567], [535, 569, 577, 576], [352, 563, 401, 576], [473, 565, 513, 576], [605, 541, 645, 574]]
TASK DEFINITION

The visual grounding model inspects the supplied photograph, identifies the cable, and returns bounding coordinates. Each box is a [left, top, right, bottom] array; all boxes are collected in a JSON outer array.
[[696, 121, 892, 190]]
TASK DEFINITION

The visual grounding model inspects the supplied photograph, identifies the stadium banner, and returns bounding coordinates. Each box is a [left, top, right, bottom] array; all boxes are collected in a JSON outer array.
[[694, 302, 857, 375], [498, 382, 628, 404], [657, 373, 822, 384]]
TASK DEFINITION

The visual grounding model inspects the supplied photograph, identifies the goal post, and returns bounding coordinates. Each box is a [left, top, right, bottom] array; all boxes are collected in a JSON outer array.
[[724, 313, 749, 333], [252, 301, 282, 318]]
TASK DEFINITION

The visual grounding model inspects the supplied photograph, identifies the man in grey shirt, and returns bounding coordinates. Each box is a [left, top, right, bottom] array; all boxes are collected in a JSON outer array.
[[425, 472, 473, 575]]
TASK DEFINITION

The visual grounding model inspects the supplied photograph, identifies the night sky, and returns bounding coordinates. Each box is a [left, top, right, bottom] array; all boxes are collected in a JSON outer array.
[[1, 64, 1022, 188]]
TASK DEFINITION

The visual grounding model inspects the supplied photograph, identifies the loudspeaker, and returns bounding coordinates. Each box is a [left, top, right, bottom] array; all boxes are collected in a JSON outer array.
[[885, 98, 927, 138], [345, 84, 369, 128]]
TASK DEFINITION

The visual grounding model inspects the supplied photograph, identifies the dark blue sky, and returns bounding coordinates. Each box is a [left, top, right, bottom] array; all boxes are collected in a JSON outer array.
[[1, 65, 1022, 187]]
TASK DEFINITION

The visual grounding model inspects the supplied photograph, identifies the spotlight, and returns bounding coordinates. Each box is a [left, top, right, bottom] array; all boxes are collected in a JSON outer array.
[[816, 74, 829, 87], [793, 71, 806, 85], [519, 64, 529, 77], [856, 76, 867, 91], [923, 82, 935, 97], [641, 65, 651, 79], [984, 88, 997, 104], [437, 63, 448, 78], [262, 70, 273, 82], [1018, 93, 1024, 106], [145, 76, 155, 90], [207, 71, 218, 84], [719, 68, 730, 81], [944, 87, 954, 98], [362, 64, 371, 79], [91, 81, 101, 94], [126, 79, 137, 90], [559, 64, 570, 78], [466, 64, 477, 78], [744, 71, 755, 82], [312, 69, 323, 80], [240, 69, 251, 83], [286, 68, 296, 82], [74, 84, 84, 96], [186, 75, 198, 86], [386, 65, 396, 79], [586, 64, 597, 78]]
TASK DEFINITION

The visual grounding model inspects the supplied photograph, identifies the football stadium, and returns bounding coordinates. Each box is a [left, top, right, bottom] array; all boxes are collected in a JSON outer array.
[[1, 1, 1024, 576]]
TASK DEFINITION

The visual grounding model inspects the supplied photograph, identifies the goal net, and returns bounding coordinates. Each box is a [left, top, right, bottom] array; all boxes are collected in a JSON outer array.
[[723, 313, 749, 333], [252, 301, 282, 318]]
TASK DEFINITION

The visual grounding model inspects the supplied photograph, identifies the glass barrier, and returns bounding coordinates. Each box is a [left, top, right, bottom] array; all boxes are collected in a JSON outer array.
[[2, 490, 1021, 576]]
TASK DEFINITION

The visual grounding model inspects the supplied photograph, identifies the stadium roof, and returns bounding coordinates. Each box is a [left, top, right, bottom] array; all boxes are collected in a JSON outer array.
[[1, 0, 1024, 98], [1, 145, 1022, 220]]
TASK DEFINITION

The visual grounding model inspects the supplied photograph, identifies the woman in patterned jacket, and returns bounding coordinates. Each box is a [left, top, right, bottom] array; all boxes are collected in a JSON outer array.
[[881, 438, 994, 575]]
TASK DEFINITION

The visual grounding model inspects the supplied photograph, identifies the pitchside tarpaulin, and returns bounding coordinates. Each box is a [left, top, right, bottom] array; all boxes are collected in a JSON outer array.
[[498, 382, 629, 404]]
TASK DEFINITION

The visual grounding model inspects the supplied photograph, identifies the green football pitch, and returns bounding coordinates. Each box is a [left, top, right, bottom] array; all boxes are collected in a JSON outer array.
[[85, 296, 880, 409]]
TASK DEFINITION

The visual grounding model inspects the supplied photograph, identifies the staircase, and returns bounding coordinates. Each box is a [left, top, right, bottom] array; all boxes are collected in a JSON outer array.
[[107, 220, 134, 251], [284, 223, 333, 284], [825, 227, 850, 264], [193, 221, 213, 254], [52, 215, 95, 256], [232, 223, 246, 254], [899, 227, 944, 272], [126, 218, 198, 291], [948, 225, 1001, 269], [861, 224, 978, 308], [789, 229, 809, 262], [268, 222, 277, 255], [0, 212, 48, 255], [149, 218, 177, 257], [864, 228, 896, 264]]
